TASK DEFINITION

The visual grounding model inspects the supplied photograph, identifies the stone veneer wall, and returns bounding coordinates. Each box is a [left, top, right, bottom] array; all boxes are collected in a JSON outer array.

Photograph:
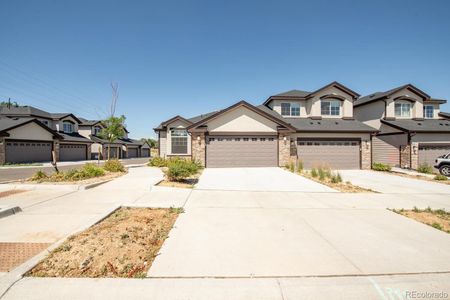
[[53, 141, 60, 163], [361, 139, 371, 170], [191, 132, 206, 166], [410, 142, 419, 170], [400, 144, 411, 168], [87, 144, 92, 161], [278, 134, 290, 167], [0, 137, 5, 164]]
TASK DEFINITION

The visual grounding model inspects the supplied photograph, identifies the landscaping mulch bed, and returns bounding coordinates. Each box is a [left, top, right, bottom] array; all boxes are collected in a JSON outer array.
[[0, 189, 27, 198], [27, 171, 124, 185], [296, 171, 376, 193], [389, 171, 450, 185], [156, 178, 199, 189], [392, 208, 450, 234], [27, 207, 181, 278]]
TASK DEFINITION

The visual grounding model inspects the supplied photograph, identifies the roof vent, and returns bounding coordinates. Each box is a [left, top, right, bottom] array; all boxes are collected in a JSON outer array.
[[417, 122, 422, 126], [369, 94, 376, 98], [317, 121, 321, 125], [439, 123, 443, 126], [335, 121, 339, 125], [310, 122, 314, 125]]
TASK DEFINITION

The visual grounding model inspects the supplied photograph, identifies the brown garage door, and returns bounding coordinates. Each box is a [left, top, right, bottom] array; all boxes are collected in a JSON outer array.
[[128, 148, 138, 158], [419, 144, 450, 170], [104, 146, 121, 159], [206, 136, 277, 168], [141, 149, 150, 157], [297, 139, 360, 169], [5, 140, 52, 163], [60, 144, 87, 161], [372, 135, 406, 167]]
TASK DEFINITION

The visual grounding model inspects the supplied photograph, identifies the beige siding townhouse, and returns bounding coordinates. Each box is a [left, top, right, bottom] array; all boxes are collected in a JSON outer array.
[[354, 84, 450, 171], [0, 106, 93, 162], [155, 82, 377, 169]]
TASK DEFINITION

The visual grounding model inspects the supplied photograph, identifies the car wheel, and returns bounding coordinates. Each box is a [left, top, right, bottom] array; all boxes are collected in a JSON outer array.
[[439, 165, 450, 176]]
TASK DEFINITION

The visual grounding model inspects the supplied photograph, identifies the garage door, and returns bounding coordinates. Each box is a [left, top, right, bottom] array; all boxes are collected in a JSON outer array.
[[104, 146, 121, 159], [60, 144, 87, 161], [206, 136, 277, 168], [419, 144, 450, 169], [128, 148, 138, 158], [141, 149, 150, 157], [372, 135, 404, 167], [297, 139, 360, 169], [5, 140, 52, 163]]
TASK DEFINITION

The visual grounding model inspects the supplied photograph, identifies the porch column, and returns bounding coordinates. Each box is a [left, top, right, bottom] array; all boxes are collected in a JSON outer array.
[[53, 140, 60, 162], [410, 142, 419, 170], [361, 139, 371, 170], [0, 137, 5, 164], [400, 144, 411, 168], [191, 132, 206, 166], [278, 133, 291, 167]]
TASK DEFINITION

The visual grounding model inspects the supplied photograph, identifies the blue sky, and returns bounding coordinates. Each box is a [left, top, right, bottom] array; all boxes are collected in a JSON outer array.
[[1, 0, 449, 138]]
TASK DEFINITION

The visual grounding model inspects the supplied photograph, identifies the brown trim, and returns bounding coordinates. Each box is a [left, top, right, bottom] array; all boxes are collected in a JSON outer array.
[[55, 113, 83, 123], [375, 132, 407, 137], [355, 84, 431, 108], [0, 119, 63, 139], [426, 99, 447, 104], [161, 115, 193, 127], [208, 132, 278, 136], [186, 100, 296, 132], [342, 117, 355, 120], [384, 117, 396, 121], [310, 116, 322, 120], [319, 94, 346, 101], [306, 81, 360, 99], [295, 130, 377, 133], [393, 96, 418, 102], [418, 142, 450, 147]]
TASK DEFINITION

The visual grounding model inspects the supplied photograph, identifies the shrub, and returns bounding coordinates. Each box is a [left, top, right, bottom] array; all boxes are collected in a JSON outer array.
[[434, 174, 448, 181], [331, 172, 343, 184], [31, 170, 48, 181], [82, 163, 105, 177], [318, 168, 325, 181], [372, 162, 392, 172], [164, 159, 200, 182], [288, 161, 295, 173], [148, 157, 167, 167], [311, 168, 318, 178], [103, 159, 125, 172], [297, 160, 303, 173], [417, 164, 433, 174]]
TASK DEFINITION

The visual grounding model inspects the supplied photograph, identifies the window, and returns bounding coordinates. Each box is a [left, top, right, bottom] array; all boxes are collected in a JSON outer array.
[[170, 129, 188, 154], [424, 105, 434, 118], [395, 103, 411, 117], [63, 122, 74, 133], [94, 126, 102, 135], [281, 102, 300, 116], [281, 103, 291, 116], [321, 100, 340, 116]]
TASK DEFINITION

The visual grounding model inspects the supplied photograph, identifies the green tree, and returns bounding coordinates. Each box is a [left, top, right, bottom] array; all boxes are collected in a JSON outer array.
[[99, 115, 126, 160], [141, 138, 158, 148]]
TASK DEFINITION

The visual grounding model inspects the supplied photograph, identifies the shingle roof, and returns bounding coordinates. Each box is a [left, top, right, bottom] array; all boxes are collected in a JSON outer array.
[[0, 117, 34, 132], [381, 119, 450, 133], [187, 111, 220, 124], [354, 84, 432, 107], [59, 132, 93, 143], [78, 117, 102, 126], [257, 105, 376, 132], [90, 135, 125, 145], [272, 89, 311, 97], [118, 137, 144, 146], [439, 112, 450, 119], [0, 106, 52, 119]]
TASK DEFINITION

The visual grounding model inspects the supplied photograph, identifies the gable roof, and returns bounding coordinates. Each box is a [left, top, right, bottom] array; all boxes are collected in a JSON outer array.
[[263, 81, 360, 106], [0, 117, 63, 138], [0, 105, 83, 123], [439, 112, 450, 119], [154, 112, 218, 131], [355, 84, 431, 107], [381, 119, 450, 133], [78, 117, 103, 126], [187, 100, 297, 132]]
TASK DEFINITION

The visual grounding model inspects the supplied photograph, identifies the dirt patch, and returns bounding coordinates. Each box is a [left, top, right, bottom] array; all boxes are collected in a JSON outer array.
[[27, 207, 181, 278], [0, 242, 51, 272], [0, 189, 28, 198], [377, 170, 450, 185], [156, 178, 198, 189], [392, 208, 450, 233], [300, 172, 376, 193]]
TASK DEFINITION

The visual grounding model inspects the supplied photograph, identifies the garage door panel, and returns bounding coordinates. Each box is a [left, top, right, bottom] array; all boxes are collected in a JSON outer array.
[[372, 136, 403, 167], [419, 145, 450, 171], [128, 148, 138, 158], [60, 144, 87, 161], [206, 136, 277, 168], [297, 140, 360, 169], [5, 140, 52, 163]]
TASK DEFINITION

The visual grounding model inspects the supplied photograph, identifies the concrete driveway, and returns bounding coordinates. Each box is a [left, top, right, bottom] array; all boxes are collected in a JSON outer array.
[[340, 170, 450, 194], [195, 168, 336, 192], [149, 190, 450, 278]]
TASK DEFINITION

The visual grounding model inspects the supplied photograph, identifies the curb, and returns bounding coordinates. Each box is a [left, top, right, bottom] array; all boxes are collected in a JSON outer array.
[[0, 206, 22, 219], [0, 178, 114, 192]]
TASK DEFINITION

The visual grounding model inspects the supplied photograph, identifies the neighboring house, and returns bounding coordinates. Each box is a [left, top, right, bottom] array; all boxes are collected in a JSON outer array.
[[354, 84, 450, 170], [155, 82, 377, 169], [0, 117, 62, 164], [79, 118, 151, 159], [0, 106, 93, 163]]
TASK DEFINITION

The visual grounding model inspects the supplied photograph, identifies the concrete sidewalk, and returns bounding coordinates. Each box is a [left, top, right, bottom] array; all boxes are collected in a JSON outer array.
[[2, 274, 450, 300]]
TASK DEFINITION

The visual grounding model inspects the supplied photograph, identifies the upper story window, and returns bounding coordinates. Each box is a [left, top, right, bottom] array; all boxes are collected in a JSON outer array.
[[423, 105, 434, 118], [171, 129, 188, 154], [394, 102, 411, 118], [41, 120, 49, 127], [63, 121, 74, 133], [93, 126, 102, 135], [321, 100, 340, 116], [281, 102, 300, 116]]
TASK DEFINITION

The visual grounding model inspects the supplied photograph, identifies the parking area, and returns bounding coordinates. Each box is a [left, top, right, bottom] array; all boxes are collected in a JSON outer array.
[[195, 167, 336, 192], [339, 170, 450, 194]]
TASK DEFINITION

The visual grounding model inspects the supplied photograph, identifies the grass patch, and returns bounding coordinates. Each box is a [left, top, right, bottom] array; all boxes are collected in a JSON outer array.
[[372, 162, 392, 172], [417, 164, 433, 174], [390, 207, 450, 234], [27, 207, 181, 278]]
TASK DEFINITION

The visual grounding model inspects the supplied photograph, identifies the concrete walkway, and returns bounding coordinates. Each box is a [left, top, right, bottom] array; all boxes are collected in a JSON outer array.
[[340, 170, 450, 194], [196, 167, 336, 192]]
